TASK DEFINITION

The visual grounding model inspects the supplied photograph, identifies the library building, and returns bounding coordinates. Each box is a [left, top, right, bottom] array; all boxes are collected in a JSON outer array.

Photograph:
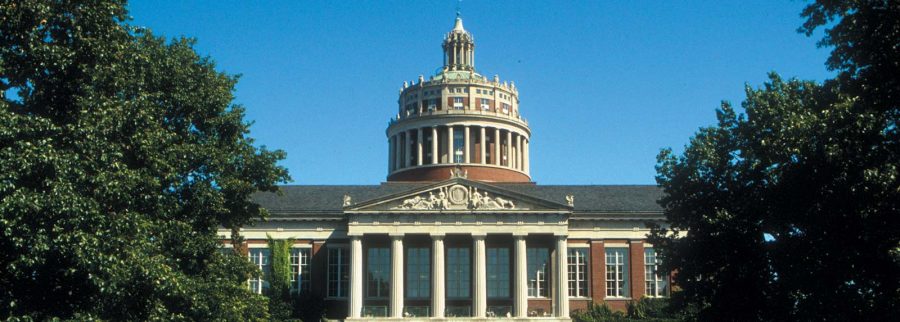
[[222, 16, 669, 321]]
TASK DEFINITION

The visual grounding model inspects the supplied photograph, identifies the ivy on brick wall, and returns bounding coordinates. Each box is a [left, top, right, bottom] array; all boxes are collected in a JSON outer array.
[[267, 236, 295, 320]]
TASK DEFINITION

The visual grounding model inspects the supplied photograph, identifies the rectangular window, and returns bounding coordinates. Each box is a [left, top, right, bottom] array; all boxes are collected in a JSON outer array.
[[290, 248, 311, 294], [568, 248, 589, 297], [428, 99, 437, 111], [501, 103, 510, 114], [453, 130, 464, 163], [367, 247, 391, 298], [606, 248, 629, 298], [487, 247, 510, 298], [644, 248, 669, 297], [248, 248, 270, 294], [481, 98, 490, 111], [327, 247, 349, 298], [453, 97, 464, 109], [446, 247, 471, 298], [527, 248, 549, 297], [406, 247, 431, 298]]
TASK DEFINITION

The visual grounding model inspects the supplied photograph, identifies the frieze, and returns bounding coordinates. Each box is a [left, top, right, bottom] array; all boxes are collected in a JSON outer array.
[[392, 184, 518, 210]]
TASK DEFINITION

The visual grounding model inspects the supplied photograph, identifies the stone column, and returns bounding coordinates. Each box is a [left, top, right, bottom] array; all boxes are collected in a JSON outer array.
[[514, 234, 528, 318], [431, 127, 439, 165], [479, 127, 487, 164], [494, 128, 501, 166], [406, 130, 413, 169], [432, 234, 446, 318], [395, 134, 403, 170], [447, 126, 454, 163], [517, 134, 523, 171], [464, 126, 470, 163], [506, 131, 512, 167], [349, 235, 363, 319], [390, 234, 404, 318], [416, 128, 423, 166], [389, 135, 396, 172], [524, 139, 529, 174], [473, 234, 487, 318], [555, 235, 570, 317]]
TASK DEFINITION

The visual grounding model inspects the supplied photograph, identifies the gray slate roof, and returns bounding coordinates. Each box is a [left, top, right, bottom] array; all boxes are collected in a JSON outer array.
[[252, 183, 663, 214]]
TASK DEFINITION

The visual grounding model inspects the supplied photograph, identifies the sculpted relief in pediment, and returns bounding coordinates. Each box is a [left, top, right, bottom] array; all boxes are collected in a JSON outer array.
[[392, 184, 518, 211]]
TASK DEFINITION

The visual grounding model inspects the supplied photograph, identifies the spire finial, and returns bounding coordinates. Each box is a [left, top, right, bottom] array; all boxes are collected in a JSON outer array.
[[456, 0, 462, 18]]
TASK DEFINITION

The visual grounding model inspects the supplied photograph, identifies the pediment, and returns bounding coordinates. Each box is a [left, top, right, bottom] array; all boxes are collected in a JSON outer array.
[[346, 178, 572, 212]]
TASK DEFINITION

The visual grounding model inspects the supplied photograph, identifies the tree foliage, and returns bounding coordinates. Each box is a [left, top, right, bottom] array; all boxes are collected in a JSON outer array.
[[650, 1, 899, 320], [0, 0, 289, 320]]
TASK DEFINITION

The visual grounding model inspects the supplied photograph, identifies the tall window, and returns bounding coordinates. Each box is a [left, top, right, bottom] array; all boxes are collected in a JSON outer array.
[[527, 248, 549, 297], [407, 247, 431, 298], [606, 248, 629, 298], [367, 247, 391, 298], [501, 103, 510, 114], [453, 97, 464, 109], [447, 247, 471, 298], [327, 247, 349, 298], [568, 248, 589, 297], [249, 248, 270, 294], [453, 130, 464, 163], [428, 99, 438, 111], [487, 247, 510, 298], [480, 98, 490, 110], [290, 248, 311, 293], [644, 248, 668, 297]]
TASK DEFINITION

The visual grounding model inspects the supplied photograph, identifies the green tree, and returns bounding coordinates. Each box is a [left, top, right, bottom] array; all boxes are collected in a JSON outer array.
[[0, 0, 289, 320], [650, 1, 899, 320]]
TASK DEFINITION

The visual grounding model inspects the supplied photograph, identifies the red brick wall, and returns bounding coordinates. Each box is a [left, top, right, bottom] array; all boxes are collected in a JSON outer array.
[[590, 241, 605, 303], [387, 165, 531, 182], [630, 241, 645, 299], [311, 241, 327, 298], [569, 299, 591, 312], [527, 299, 552, 317]]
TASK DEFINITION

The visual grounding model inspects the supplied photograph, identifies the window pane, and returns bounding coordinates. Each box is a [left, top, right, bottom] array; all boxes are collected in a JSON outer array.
[[406, 248, 431, 298], [367, 247, 391, 298], [248, 248, 271, 294], [487, 247, 510, 298], [527, 248, 549, 297], [290, 248, 311, 293], [447, 248, 471, 298], [605, 248, 629, 297], [568, 248, 588, 297], [644, 248, 668, 297], [328, 247, 349, 298]]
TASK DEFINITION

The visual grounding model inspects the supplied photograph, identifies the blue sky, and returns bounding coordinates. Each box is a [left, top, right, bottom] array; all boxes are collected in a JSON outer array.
[[127, 1, 833, 185]]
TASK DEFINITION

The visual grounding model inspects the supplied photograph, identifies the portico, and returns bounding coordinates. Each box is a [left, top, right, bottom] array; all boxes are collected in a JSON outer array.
[[344, 178, 573, 321]]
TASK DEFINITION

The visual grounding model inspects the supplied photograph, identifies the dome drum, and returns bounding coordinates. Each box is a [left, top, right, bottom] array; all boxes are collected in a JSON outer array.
[[386, 16, 532, 183]]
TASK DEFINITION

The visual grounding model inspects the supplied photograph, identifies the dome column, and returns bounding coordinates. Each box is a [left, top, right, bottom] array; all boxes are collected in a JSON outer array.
[[389, 135, 397, 172], [406, 130, 413, 168], [447, 126, 454, 163], [397, 134, 404, 170], [480, 126, 486, 164], [416, 127, 423, 166], [516, 134, 523, 171], [431, 126, 439, 164], [494, 128, 501, 166], [464, 126, 471, 163], [506, 130, 512, 167]]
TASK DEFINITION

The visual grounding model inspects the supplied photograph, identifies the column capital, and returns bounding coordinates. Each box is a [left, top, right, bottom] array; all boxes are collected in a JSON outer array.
[[512, 232, 528, 238], [430, 232, 446, 239], [471, 233, 487, 239], [389, 233, 405, 239]]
